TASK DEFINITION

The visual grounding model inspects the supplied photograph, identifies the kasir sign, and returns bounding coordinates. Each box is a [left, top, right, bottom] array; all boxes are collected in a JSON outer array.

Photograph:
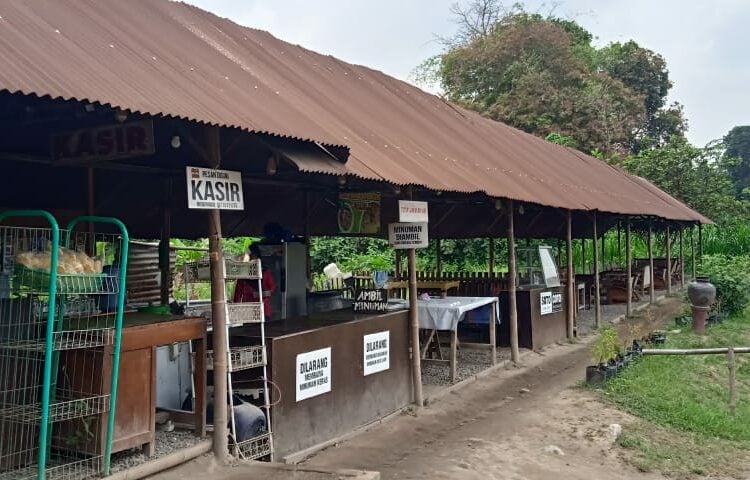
[[186, 166, 244, 210], [52, 120, 155, 162]]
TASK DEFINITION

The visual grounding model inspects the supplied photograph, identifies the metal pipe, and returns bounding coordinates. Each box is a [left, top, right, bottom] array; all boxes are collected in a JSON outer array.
[[642, 347, 750, 355], [507, 200, 520, 361], [592, 211, 601, 328]]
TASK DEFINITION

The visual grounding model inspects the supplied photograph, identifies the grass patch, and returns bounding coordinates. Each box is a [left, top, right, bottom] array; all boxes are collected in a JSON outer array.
[[601, 311, 750, 477]]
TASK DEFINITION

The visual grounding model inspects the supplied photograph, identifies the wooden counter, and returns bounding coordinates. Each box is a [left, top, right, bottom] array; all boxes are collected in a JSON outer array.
[[234, 309, 411, 459], [59, 313, 206, 456]]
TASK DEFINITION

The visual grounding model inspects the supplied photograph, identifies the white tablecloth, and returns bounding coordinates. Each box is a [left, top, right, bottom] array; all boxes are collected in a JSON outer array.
[[417, 296, 499, 331]]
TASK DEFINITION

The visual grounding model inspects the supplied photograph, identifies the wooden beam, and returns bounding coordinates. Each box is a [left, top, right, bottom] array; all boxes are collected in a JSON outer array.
[[507, 199, 520, 362], [679, 227, 685, 287], [593, 211, 601, 328], [691, 226, 697, 280]]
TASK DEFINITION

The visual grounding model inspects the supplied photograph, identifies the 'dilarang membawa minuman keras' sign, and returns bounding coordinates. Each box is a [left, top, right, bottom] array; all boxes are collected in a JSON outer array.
[[363, 331, 390, 376], [296, 347, 331, 401], [186, 166, 244, 210]]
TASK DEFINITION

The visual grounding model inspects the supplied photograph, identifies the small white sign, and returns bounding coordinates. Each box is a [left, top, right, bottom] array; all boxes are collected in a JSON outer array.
[[540, 291, 553, 315], [398, 200, 429, 223], [296, 347, 331, 402], [363, 331, 390, 376], [388, 222, 428, 250], [186, 166, 244, 210]]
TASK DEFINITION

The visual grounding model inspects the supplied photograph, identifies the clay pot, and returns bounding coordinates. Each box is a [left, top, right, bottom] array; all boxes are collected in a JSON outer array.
[[687, 277, 716, 308]]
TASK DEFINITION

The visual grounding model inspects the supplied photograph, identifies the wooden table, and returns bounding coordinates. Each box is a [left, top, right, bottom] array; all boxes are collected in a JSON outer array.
[[60, 313, 207, 457], [417, 297, 498, 382]]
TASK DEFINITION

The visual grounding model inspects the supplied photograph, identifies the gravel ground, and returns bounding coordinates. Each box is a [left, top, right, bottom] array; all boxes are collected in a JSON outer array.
[[576, 289, 668, 335], [421, 347, 512, 386], [110, 429, 206, 473]]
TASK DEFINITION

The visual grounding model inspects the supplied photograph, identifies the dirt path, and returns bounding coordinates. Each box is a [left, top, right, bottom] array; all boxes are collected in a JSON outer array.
[[303, 299, 683, 480]]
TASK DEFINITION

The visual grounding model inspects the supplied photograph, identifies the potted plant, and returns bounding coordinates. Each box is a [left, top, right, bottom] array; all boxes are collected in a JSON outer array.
[[586, 326, 623, 385]]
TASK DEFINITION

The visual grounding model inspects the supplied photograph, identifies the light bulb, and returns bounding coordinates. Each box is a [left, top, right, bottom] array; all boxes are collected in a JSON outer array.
[[266, 156, 277, 175], [170, 135, 181, 149]]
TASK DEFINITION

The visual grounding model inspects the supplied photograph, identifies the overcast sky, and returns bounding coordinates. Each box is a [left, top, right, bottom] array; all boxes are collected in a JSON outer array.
[[186, 0, 750, 146]]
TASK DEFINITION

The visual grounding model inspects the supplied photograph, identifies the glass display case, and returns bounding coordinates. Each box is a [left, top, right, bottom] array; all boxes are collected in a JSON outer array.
[[516, 246, 561, 289]]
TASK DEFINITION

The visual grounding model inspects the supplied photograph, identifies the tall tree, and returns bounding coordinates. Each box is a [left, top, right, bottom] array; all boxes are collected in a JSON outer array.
[[724, 126, 750, 193]]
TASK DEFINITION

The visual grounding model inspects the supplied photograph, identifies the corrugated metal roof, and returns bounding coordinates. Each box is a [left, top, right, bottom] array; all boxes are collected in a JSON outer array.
[[0, 0, 707, 223]]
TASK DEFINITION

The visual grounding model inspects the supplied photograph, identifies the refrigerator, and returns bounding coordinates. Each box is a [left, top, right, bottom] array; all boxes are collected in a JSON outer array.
[[257, 242, 308, 320]]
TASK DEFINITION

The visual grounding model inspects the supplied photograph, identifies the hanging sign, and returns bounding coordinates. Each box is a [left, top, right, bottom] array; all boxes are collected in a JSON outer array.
[[363, 331, 390, 376], [338, 192, 381, 234], [51, 120, 155, 162], [388, 222, 428, 250], [186, 166, 244, 210], [540, 291, 563, 315], [354, 288, 388, 313], [398, 200, 429, 223], [296, 347, 331, 401]]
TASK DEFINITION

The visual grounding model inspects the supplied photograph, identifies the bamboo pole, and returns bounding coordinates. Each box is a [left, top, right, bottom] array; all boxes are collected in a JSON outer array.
[[729, 347, 737, 412], [648, 222, 655, 304], [206, 126, 229, 462], [408, 247, 423, 407], [666, 225, 672, 295], [566, 210, 574, 340], [592, 212, 601, 328], [626, 219, 632, 318], [679, 227, 685, 287], [507, 200, 520, 362]]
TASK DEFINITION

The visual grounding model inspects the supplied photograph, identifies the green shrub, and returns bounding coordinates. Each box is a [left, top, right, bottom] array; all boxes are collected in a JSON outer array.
[[699, 254, 750, 315], [592, 326, 622, 364]]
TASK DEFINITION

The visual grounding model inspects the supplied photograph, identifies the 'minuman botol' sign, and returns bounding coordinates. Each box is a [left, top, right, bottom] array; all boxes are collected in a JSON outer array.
[[186, 166, 244, 210]]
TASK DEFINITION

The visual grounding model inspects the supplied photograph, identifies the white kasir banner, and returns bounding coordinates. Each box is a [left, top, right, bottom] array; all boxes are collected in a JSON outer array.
[[186, 166, 244, 210]]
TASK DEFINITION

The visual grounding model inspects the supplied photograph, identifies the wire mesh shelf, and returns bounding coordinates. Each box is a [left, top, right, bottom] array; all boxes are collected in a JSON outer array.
[[208, 345, 265, 372], [0, 454, 102, 480], [227, 302, 263, 325], [184, 258, 261, 282], [0, 328, 114, 352], [232, 432, 272, 460], [0, 393, 109, 425]]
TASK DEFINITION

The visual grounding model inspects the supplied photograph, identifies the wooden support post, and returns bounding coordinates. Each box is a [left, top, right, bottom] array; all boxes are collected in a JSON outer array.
[[159, 177, 173, 305], [566, 211, 574, 340], [592, 212, 601, 328], [489, 299, 497, 364], [408, 247, 423, 406], [205, 126, 229, 463], [488, 238, 495, 276], [581, 238, 586, 273], [601, 230, 606, 270], [648, 222, 655, 304], [507, 200, 520, 362], [679, 228, 685, 287], [436, 238, 443, 277], [450, 329, 457, 382], [699, 224, 703, 259], [728, 347, 737, 412], [395, 250, 402, 281], [87, 167, 95, 256], [626, 219, 632, 318], [691, 226, 697, 280], [666, 225, 672, 295], [617, 222, 622, 266]]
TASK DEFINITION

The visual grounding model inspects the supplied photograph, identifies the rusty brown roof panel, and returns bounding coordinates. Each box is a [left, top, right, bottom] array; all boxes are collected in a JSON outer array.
[[0, 0, 708, 223]]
